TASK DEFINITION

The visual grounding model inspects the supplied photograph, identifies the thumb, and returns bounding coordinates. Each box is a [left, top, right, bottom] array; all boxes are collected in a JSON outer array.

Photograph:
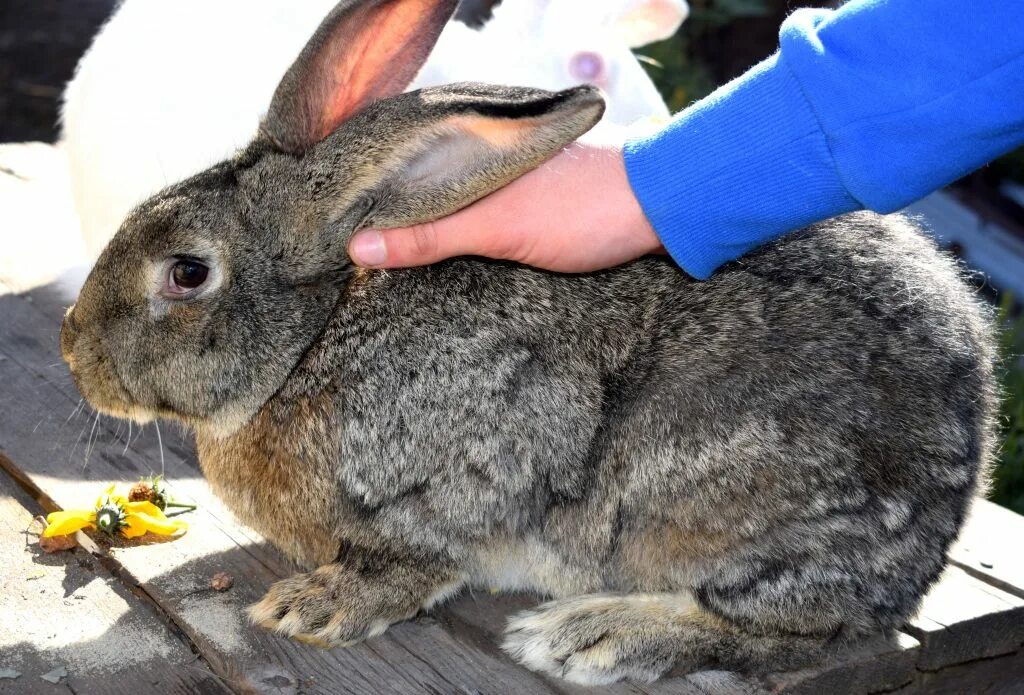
[[348, 202, 516, 268], [347, 216, 494, 268]]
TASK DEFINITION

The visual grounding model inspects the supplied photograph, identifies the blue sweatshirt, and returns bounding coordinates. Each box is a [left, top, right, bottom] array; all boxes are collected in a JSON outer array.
[[623, 0, 1024, 279]]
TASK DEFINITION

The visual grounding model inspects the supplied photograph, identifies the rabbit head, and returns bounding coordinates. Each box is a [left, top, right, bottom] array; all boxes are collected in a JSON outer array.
[[544, 0, 689, 99], [60, 0, 604, 436]]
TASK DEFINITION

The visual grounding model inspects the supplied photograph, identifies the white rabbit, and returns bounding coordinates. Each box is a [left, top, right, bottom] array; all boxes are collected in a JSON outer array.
[[419, 0, 686, 125], [63, 0, 687, 259]]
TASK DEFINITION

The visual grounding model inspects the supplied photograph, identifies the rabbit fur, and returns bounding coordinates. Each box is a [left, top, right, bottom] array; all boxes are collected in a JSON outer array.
[[60, 0, 996, 684], [62, 0, 686, 260]]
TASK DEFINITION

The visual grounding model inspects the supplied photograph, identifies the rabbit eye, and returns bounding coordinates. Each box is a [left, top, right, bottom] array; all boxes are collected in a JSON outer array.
[[569, 52, 606, 84], [165, 259, 209, 296]]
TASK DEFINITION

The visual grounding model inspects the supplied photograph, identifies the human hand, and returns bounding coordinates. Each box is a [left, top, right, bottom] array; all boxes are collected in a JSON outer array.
[[346, 141, 662, 272]]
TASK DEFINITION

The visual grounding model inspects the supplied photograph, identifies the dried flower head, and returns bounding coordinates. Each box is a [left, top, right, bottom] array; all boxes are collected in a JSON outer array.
[[128, 476, 170, 510]]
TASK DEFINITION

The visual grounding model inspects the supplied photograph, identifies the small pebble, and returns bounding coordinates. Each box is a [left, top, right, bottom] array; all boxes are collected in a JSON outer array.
[[210, 572, 234, 592]]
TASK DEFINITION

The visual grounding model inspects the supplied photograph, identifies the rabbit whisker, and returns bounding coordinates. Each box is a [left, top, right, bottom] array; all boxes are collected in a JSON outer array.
[[155, 419, 166, 478], [83, 410, 102, 470], [68, 410, 93, 465], [64, 398, 85, 424], [123, 420, 133, 455], [54, 399, 88, 444]]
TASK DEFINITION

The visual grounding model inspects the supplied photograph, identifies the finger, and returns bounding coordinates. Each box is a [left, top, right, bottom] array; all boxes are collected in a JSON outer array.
[[348, 209, 508, 268], [347, 150, 570, 268], [347, 223, 446, 268]]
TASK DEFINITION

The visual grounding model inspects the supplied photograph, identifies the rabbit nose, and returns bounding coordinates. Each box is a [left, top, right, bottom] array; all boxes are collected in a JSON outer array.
[[569, 51, 607, 85], [61, 305, 79, 368]]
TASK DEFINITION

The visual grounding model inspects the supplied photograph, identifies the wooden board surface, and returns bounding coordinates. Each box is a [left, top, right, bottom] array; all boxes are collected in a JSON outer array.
[[0, 464, 227, 694], [4, 141, 1024, 694], [757, 632, 921, 695], [907, 649, 1024, 695], [950, 498, 1024, 600], [904, 566, 1024, 671]]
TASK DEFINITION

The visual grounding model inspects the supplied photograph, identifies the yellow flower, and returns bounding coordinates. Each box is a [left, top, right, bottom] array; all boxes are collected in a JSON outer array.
[[43, 485, 188, 539]]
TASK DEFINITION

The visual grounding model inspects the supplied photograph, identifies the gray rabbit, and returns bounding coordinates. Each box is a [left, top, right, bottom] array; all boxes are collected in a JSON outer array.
[[60, 0, 997, 684]]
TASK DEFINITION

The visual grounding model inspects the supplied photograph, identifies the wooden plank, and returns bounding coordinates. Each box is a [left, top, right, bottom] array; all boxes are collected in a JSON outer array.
[[0, 287, 575, 694], [905, 648, 1024, 695], [0, 465, 228, 694], [949, 498, 1024, 600], [903, 566, 1024, 671], [757, 632, 921, 695]]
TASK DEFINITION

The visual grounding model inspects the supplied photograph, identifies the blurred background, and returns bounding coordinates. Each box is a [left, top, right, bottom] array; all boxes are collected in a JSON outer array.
[[0, 0, 1021, 512]]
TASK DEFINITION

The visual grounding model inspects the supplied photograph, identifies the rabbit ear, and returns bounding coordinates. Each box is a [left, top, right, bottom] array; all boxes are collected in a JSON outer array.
[[263, 0, 459, 154], [319, 84, 602, 233], [360, 85, 605, 230], [613, 0, 688, 47]]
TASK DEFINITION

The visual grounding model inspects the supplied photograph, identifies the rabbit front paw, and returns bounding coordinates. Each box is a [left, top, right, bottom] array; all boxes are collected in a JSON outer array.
[[249, 553, 463, 648], [248, 567, 393, 647]]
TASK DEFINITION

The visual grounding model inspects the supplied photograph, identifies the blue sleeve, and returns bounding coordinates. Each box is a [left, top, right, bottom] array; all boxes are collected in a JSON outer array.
[[623, 0, 1024, 279]]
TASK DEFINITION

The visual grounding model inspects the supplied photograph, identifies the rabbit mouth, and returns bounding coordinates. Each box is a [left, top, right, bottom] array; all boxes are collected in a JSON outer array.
[[62, 310, 155, 425], [67, 345, 154, 424]]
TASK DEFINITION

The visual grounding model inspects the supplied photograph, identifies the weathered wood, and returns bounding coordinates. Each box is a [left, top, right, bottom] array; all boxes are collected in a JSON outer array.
[[0, 466, 228, 694], [902, 648, 1024, 695], [757, 632, 921, 695], [949, 498, 1024, 600], [903, 566, 1024, 671]]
